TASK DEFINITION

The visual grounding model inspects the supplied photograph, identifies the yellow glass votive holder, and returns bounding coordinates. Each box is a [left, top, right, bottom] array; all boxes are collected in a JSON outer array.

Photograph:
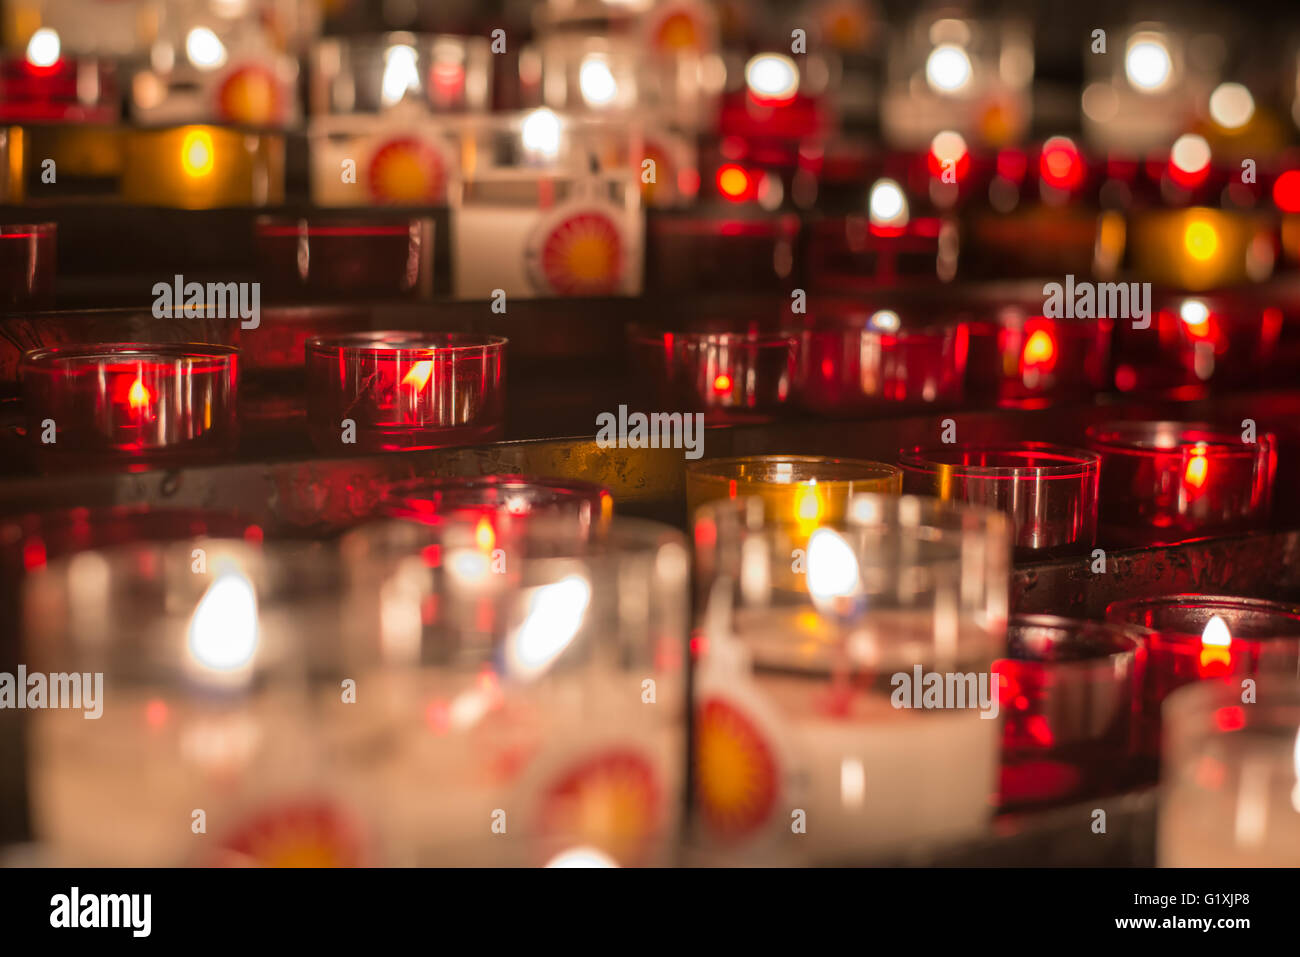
[[685, 455, 902, 531], [120, 125, 284, 208]]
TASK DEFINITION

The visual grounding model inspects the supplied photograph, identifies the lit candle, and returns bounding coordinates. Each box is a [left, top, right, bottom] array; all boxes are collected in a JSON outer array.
[[305, 332, 506, 453], [120, 125, 284, 208], [1106, 594, 1300, 776], [691, 494, 1010, 863], [21, 343, 239, 471], [1086, 421, 1276, 547], [1158, 678, 1300, 866]]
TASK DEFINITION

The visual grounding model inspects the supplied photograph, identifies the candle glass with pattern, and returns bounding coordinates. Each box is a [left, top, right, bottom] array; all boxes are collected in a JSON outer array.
[[22, 540, 362, 867], [337, 514, 689, 866], [691, 493, 1010, 864]]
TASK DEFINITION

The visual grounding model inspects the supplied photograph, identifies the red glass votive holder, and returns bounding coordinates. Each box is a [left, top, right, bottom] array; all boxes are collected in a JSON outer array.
[[631, 322, 798, 424], [1085, 421, 1276, 547], [1105, 595, 1300, 773], [306, 332, 506, 454], [0, 223, 56, 311], [805, 214, 949, 288], [794, 302, 968, 415], [382, 474, 613, 537], [994, 616, 1142, 811], [899, 444, 1100, 560], [1111, 292, 1282, 396], [966, 311, 1112, 408], [254, 217, 433, 302], [21, 343, 239, 471], [644, 213, 799, 293]]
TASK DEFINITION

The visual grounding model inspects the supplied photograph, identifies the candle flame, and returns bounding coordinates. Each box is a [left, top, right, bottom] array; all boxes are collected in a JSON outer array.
[[712, 373, 733, 394], [128, 377, 151, 411], [188, 569, 260, 673], [401, 360, 433, 392], [1022, 328, 1056, 370], [1184, 449, 1209, 489], [506, 575, 591, 680], [181, 129, 215, 178], [806, 527, 860, 603], [1199, 614, 1232, 671], [475, 516, 495, 552], [794, 482, 822, 525]]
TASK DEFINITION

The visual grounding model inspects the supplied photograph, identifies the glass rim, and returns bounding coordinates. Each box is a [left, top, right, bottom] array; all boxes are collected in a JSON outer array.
[[686, 454, 902, 485], [255, 215, 422, 237], [1105, 593, 1300, 641], [1005, 614, 1146, 663], [306, 330, 508, 355], [380, 473, 612, 508], [21, 342, 240, 366], [694, 490, 1012, 539], [1085, 420, 1274, 457], [898, 442, 1100, 478], [628, 323, 797, 348], [344, 513, 684, 562], [315, 32, 491, 54], [0, 222, 56, 236]]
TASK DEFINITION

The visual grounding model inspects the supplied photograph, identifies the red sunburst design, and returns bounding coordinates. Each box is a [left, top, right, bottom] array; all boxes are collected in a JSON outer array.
[[538, 748, 661, 865], [215, 798, 366, 868]]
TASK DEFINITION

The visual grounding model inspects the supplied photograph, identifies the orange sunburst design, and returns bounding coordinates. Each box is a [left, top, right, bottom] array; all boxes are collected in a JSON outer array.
[[217, 65, 282, 126], [695, 696, 779, 841], [215, 799, 366, 868], [538, 749, 661, 865], [368, 137, 446, 204], [537, 211, 624, 295]]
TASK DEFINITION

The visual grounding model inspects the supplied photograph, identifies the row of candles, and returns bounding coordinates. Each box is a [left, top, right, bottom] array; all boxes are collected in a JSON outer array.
[[6, 472, 1298, 866], [10, 304, 1289, 468]]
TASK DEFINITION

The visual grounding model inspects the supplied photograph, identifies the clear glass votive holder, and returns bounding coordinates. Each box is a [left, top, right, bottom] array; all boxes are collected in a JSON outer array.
[[1106, 594, 1300, 773], [22, 540, 359, 867], [690, 493, 1011, 864], [1159, 678, 1300, 866], [1085, 421, 1276, 547], [380, 474, 613, 536], [899, 443, 1100, 560], [337, 514, 690, 866], [21, 343, 239, 472], [305, 332, 506, 454], [994, 615, 1142, 811]]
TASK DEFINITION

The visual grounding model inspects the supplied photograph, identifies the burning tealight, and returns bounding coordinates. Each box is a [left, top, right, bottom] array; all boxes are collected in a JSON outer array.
[[745, 53, 799, 104], [691, 493, 1010, 863], [21, 343, 239, 471], [1125, 35, 1172, 92], [305, 332, 506, 454], [1086, 421, 1276, 547], [1159, 677, 1300, 866], [925, 43, 972, 94], [1106, 594, 1300, 777]]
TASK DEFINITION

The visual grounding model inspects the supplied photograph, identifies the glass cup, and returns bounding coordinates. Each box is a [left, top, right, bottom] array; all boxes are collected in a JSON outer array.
[[21, 540, 358, 866], [994, 615, 1142, 811], [337, 514, 690, 866], [899, 443, 1100, 560], [1159, 678, 1300, 866], [305, 331, 506, 453], [691, 493, 1010, 864]]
